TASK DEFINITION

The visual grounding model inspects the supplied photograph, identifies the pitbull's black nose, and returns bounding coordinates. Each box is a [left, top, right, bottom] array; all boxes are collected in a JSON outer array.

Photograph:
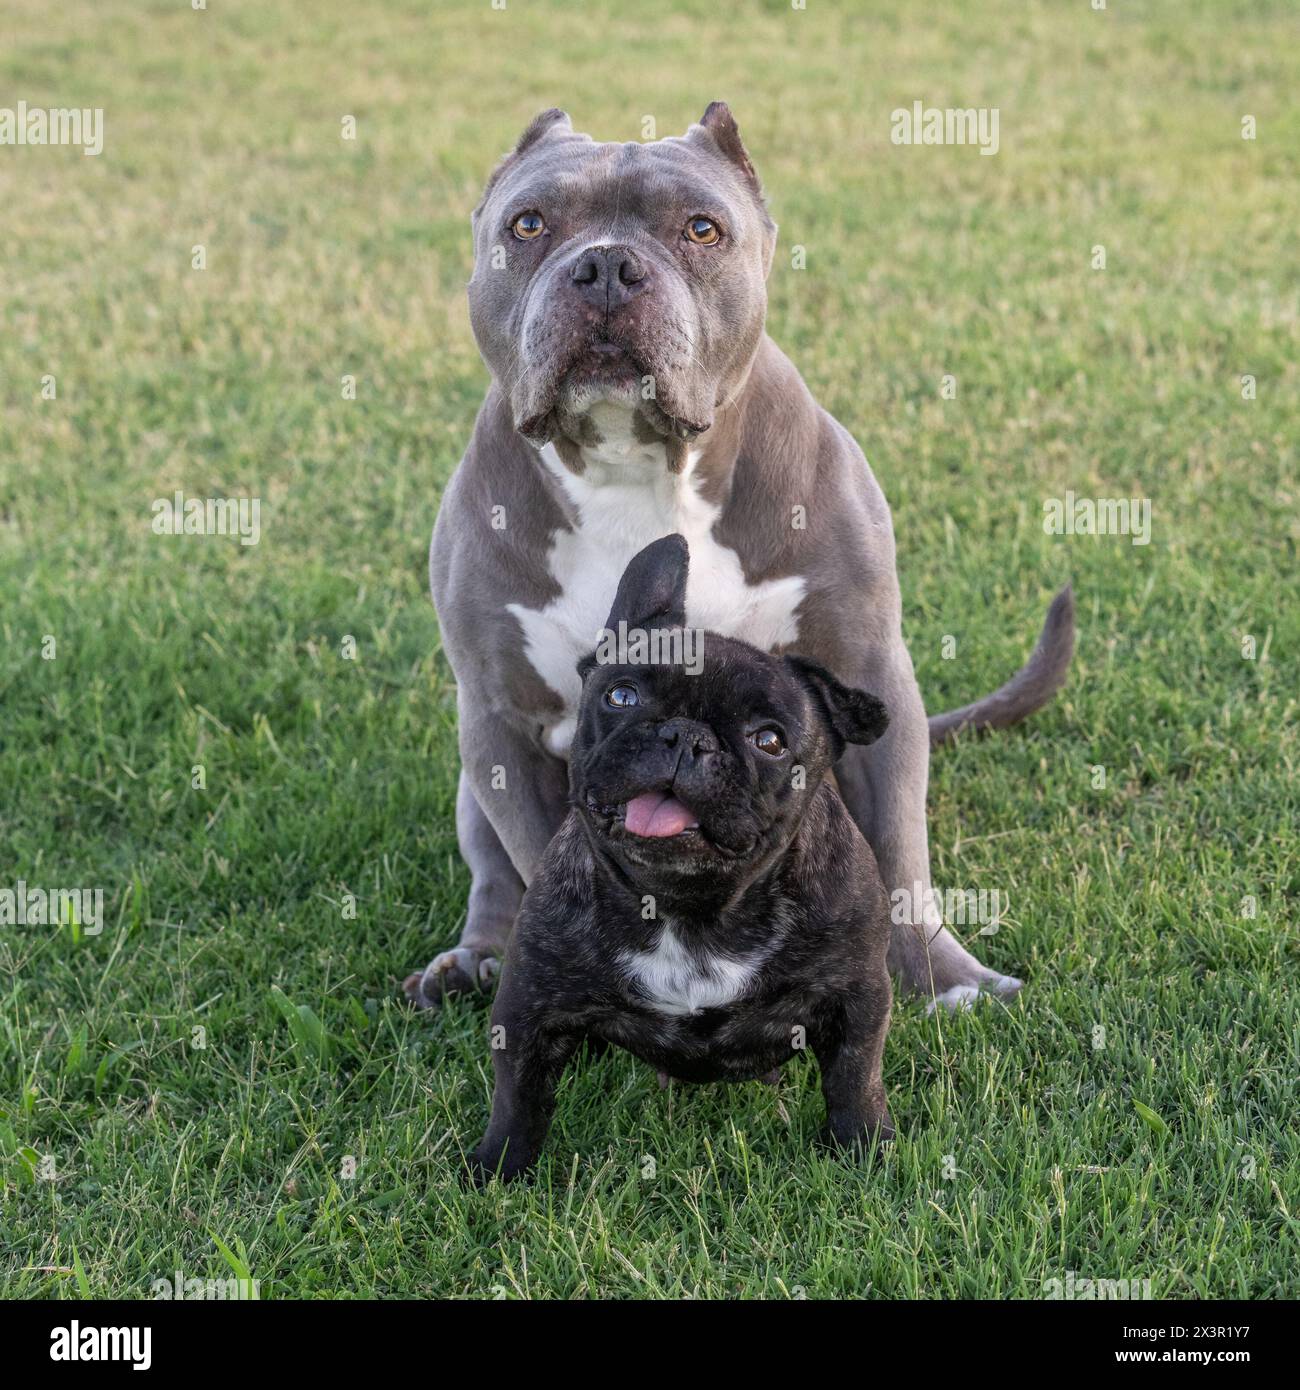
[[570, 244, 649, 311], [657, 719, 717, 759]]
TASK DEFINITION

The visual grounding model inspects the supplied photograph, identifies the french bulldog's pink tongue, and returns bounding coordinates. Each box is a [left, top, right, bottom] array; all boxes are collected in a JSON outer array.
[[623, 792, 698, 838]]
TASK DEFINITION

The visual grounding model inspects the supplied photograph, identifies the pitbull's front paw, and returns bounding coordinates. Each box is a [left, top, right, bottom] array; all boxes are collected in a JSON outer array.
[[925, 971, 1022, 1017], [402, 947, 500, 1010]]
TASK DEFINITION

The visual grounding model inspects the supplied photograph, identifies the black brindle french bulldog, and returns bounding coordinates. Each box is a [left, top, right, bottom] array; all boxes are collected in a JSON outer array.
[[470, 534, 895, 1183]]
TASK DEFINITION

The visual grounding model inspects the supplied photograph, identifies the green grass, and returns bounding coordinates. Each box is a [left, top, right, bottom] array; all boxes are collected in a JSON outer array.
[[1, 0, 1297, 1299]]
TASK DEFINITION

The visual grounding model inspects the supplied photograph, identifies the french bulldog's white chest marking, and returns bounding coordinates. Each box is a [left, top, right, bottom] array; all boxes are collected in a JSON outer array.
[[620, 921, 766, 1017], [506, 404, 806, 756]]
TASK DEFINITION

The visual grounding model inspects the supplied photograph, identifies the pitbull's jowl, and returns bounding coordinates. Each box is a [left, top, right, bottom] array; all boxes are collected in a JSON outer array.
[[407, 103, 1074, 1012], [472, 536, 894, 1183]]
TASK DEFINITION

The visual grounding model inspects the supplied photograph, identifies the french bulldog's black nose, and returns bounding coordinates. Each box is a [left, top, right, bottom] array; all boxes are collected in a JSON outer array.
[[657, 718, 717, 758], [570, 244, 649, 310]]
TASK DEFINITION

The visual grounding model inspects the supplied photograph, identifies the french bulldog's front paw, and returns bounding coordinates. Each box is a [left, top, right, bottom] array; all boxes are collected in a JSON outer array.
[[465, 1142, 532, 1187], [823, 1110, 894, 1157], [925, 971, 1022, 1017], [402, 947, 501, 1010], [465, 1146, 498, 1188]]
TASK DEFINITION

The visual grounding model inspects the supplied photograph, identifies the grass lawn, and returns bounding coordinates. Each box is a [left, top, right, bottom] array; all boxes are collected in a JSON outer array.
[[1, 0, 1297, 1299]]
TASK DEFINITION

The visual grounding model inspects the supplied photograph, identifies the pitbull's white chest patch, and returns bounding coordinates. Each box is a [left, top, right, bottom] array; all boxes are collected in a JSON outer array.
[[506, 405, 806, 756], [620, 921, 765, 1017]]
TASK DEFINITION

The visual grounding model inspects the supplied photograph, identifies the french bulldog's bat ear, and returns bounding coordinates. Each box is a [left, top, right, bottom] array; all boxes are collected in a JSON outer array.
[[603, 534, 690, 635], [786, 656, 889, 756]]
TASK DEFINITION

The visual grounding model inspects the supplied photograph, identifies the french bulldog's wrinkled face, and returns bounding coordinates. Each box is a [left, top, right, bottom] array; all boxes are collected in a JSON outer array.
[[570, 535, 888, 893], [467, 104, 777, 462], [576, 637, 832, 870]]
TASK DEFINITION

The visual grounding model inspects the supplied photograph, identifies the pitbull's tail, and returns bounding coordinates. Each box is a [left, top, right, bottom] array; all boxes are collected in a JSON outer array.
[[928, 585, 1075, 749]]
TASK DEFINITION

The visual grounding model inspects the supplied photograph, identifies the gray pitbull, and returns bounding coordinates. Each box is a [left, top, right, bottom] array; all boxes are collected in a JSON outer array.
[[405, 103, 1073, 1012]]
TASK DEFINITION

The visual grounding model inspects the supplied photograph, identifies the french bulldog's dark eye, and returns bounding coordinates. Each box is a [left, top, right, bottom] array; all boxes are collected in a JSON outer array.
[[684, 216, 720, 246], [753, 727, 786, 756], [513, 211, 546, 240], [605, 683, 640, 709]]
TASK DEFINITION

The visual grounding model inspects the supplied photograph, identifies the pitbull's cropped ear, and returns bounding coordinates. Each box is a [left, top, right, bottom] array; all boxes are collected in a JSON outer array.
[[474, 109, 574, 217], [514, 107, 572, 155], [606, 534, 689, 634], [786, 656, 889, 756], [692, 102, 761, 189], [687, 102, 776, 269]]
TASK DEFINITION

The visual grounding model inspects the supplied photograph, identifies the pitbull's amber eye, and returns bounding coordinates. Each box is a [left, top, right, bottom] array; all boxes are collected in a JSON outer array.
[[753, 727, 786, 756], [605, 683, 640, 709], [512, 211, 546, 240], [684, 216, 720, 246]]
